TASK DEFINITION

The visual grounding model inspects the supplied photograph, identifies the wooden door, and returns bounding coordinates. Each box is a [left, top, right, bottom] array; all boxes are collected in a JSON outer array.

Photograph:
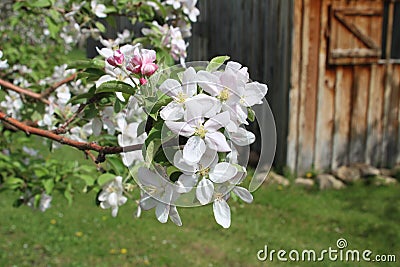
[[288, 0, 400, 174]]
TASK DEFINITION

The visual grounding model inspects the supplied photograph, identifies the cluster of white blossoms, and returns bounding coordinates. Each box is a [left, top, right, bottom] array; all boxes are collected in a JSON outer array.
[[99, 61, 268, 228], [142, 21, 188, 64]]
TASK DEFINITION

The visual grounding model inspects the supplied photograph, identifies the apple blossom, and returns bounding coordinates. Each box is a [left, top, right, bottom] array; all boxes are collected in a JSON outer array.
[[98, 176, 127, 217], [91, 0, 107, 18], [127, 48, 158, 76], [182, 0, 200, 22], [137, 167, 182, 225], [159, 67, 198, 121], [0, 50, 9, 69], [165, 111, 232, 164], [118, 122, 147, 167], [0, 91, 23, 119]]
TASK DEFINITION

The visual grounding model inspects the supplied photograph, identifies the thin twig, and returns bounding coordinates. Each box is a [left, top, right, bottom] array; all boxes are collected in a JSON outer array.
[[40, 73, 77, 98], [0, 111, 142, 157], [52, 94, 101, 134], [0, 79, 50, 105]]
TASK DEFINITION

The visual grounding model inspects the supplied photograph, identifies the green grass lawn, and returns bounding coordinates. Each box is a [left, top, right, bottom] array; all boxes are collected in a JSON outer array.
[[1, 179, 399, 267]]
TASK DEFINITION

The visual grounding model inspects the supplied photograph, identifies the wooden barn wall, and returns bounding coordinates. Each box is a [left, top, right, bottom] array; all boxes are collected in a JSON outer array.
[[187, 0, 293, 168], [288, 0, 400, 174]]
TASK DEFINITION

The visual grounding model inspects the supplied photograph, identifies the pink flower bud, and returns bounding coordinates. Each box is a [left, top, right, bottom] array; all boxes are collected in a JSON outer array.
[[107, 57, 117, 67], [141, 63, 158, 76], [113, 49, 124, 65], [139, 77, 147, 85]]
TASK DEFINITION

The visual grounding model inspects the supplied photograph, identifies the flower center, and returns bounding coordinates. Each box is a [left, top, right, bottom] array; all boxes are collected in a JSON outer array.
[[198, 166, 210, 177], [176, 92, 187, 104], [107, 186, 118, 193], [194, 124, 207, 138], [218, 87, 230, 102], [215, 192, 224, 201]]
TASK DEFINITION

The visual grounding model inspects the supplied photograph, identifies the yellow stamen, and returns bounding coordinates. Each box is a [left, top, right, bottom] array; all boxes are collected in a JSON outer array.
[[176, 92, 187, 103], [218, 87, 230, 102], [194, 124, 207, 138]]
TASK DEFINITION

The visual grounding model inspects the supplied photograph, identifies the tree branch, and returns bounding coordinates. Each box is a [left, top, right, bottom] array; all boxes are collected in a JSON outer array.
[[40, 73, 77, 98], [0, 79, 50, 105], [0, 111, 142, 157]]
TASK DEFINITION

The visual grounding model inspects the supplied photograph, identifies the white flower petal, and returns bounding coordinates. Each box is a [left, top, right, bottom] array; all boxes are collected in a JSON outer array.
[[213, 198, 231, 228], [155, 202, 170, 223], [197, 71, 221, 96], [209, 162, 238, 183], [159, 79, 182, 97], [229, 127, 256, 146], [196, 178, 214, 205], [205, 132, 231, 152], [95, 75, 114, 88], [92, 117, 103, 136], [183, 136, 206, 164], [181, 67, 197, 97], [185, 94, 222, 120], [165, 121, 195, 137], [100, 201, 110, 209], [169, 206, 182, 226], [115, 92, 125, 102], [160, 102, 185, 121], [108, 192, 118, 207], [176, 174, 198, 193], [173, 151, 197, 173], [119, 196, 128, 205], [111, 206, 119, 217], [121, 150, 143, 166], [137, 167, 163, 188], [233, 186, 253, 203], [140, 194, 158, 210], [198, 148, 218, 169], [96, 47, 113, 58], [243, 82, 268, 107], [204, 111, 230, 131]]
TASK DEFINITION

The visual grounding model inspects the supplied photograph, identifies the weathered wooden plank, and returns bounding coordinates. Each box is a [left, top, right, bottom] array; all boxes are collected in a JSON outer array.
[[366, 65, 385, 166], [296, 0, 321, 174], [349, 66, 370, 164], [381, 1, 396, 167], [332, 66, 353, 169], [385, 64, 400, 166], [287, 0, 303, 172], [314, 0, 335, 171], [396, 65, 400, 165]]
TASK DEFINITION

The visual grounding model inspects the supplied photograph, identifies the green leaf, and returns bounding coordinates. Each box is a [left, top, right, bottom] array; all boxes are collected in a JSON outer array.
[[42, 179, 54, 194], [67, 58, 105, 70], [136, 120, 147, 137], [206, 56, 230, 72], [79, 174, 95, 187], [64, 182, 73, 205], [29, 0, 52, 8], [4, 177, 24, 187], [145, 94, 172, 120], [167, 166, 180, 177], [247, 107, 255, 122], [106, 156, 125, 176], [95, 80, 136, 95], [45, 17, 59, 39], [97, 173, 116, 186], [114, 98, 122, 113], [34, 167, 49, 178], [95, 21, 106, 33]]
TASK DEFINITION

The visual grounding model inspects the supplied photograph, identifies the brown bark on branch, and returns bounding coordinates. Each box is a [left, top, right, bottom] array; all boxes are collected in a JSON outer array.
[[0, 79, 50, 105], [0, 111, 142, 157]]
